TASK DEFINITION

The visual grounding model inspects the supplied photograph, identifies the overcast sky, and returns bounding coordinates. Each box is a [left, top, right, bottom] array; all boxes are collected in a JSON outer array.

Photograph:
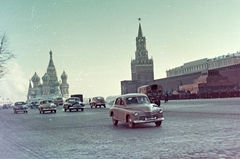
[[1, 0, 240, 102]]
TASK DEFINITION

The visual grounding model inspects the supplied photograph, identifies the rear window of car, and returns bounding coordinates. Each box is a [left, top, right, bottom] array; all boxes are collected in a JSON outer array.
[[15, 102, 25, 105]]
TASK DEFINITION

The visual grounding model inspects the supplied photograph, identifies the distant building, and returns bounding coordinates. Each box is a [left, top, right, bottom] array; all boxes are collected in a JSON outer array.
[[155, 52, 240, 94], [121, 20, 240, 95], [166, 52, 240, 78], [179, 70, 235, 94], [27, 51, 69, 101]]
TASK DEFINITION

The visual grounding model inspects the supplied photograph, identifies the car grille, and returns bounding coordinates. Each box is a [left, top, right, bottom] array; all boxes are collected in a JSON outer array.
[[139, 112, 159, 120]]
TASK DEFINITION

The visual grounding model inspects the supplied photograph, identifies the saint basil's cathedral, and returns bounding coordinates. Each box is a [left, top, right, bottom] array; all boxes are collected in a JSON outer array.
[[27, 51, 69, 101]]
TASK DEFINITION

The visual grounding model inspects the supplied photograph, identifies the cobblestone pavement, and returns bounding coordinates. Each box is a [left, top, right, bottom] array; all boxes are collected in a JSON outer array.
[[0, 98, 240, 159]]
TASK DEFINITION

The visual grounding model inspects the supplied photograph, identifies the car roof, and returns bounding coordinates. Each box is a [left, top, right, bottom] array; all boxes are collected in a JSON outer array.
[[15, 101, 25, 103], [117, 93, 147, 98], [39, 99, 53, 102], [92, 96, 104, 98], [68, 97, 79, 99]]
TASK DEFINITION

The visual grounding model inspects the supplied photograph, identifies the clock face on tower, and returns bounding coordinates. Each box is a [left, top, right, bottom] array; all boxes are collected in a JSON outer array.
[[141, 51, 146, 56]]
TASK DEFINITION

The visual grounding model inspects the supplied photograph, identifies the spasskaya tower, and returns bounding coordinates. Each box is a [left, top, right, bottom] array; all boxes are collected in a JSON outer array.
[[131, 18, 154, 85]]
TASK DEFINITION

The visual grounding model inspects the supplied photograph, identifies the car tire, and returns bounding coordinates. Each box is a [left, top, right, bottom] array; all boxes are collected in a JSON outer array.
[[70, 109, 72, 112], [81, 108, 84, 111], [128, 116, 135, 128], [155, 121, 162, 127], [54, 110, 56, 113], [112, 116, 118, 126]]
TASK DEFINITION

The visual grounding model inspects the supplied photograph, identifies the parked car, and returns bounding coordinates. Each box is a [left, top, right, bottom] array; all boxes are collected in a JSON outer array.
[[63, 97, 85, 112], [30, 101, 39, 109], [109, 93, 164, 128], [13, 101, 28, 114], [53, 97, 64, 106], [89, 96, 106, 108], [3, 104, 9, 109], [38, 99, 57, 114]]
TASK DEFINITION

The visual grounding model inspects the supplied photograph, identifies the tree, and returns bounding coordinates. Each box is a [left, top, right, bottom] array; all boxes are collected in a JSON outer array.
[[0, 33, 15, 79]]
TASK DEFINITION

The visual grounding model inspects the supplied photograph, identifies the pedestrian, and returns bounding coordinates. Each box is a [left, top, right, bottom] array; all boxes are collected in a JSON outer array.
[[164, 93, 168, 103]]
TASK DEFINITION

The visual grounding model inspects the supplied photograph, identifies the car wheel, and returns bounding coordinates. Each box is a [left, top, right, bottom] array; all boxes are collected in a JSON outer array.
[[155, 121, 162, 127], [70, 109, 72, 112], [112, 116, 118, 126], [81, 108, 84, 111], [128, 116, 135, 128], [104, 105, 106, 108], [54, 110, 56, 113]]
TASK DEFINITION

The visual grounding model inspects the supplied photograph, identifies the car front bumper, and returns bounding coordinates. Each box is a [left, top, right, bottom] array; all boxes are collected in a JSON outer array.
[[41, 108, 56, 111], [15, 109, 28, 112], [133, 117, 164, 124], [69, 106, 84, 109]]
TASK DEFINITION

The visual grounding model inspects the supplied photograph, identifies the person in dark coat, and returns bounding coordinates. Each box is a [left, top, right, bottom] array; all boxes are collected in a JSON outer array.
[[164, 93, 169, 103]]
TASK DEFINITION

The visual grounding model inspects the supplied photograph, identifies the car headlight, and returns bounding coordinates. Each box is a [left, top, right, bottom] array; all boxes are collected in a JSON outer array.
[[133, 112, 139, 116], [158, 108, 163, 113]]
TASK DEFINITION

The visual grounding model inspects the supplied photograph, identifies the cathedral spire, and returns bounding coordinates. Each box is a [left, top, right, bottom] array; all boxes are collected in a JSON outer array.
[[48, 50, 55, 68], [138, 18, 143, 37], [27, 79, 32, 100]]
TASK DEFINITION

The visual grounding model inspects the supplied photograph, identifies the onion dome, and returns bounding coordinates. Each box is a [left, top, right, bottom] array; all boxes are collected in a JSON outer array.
[[61, 71, 67, 79], [42, 73, 50, 82], [31, 72, 40, 82], [54, 80, 59, 86]]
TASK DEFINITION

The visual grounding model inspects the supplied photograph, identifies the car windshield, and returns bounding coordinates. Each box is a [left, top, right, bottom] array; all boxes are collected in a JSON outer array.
[[15, 102, 25, 105], [94, 97, 104, 102], [69, 98, 80, 102], [125, 96, 150, 105]]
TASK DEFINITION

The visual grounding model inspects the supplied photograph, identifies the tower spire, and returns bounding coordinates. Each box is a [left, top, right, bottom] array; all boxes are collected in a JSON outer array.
[[48, 50, 55, 68], [138, 18, 143, 37]]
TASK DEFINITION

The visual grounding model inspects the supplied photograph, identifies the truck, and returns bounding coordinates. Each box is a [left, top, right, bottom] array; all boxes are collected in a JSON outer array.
[[137, 84, 162, 106], [70, 94, 83, 102]]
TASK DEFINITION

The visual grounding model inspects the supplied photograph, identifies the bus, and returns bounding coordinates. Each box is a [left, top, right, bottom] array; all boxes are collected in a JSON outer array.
[[137, 84, 162, 106]]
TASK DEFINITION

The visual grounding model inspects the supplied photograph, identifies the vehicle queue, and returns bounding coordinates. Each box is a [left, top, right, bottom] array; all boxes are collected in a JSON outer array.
[[8, 92, 164, 129]]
